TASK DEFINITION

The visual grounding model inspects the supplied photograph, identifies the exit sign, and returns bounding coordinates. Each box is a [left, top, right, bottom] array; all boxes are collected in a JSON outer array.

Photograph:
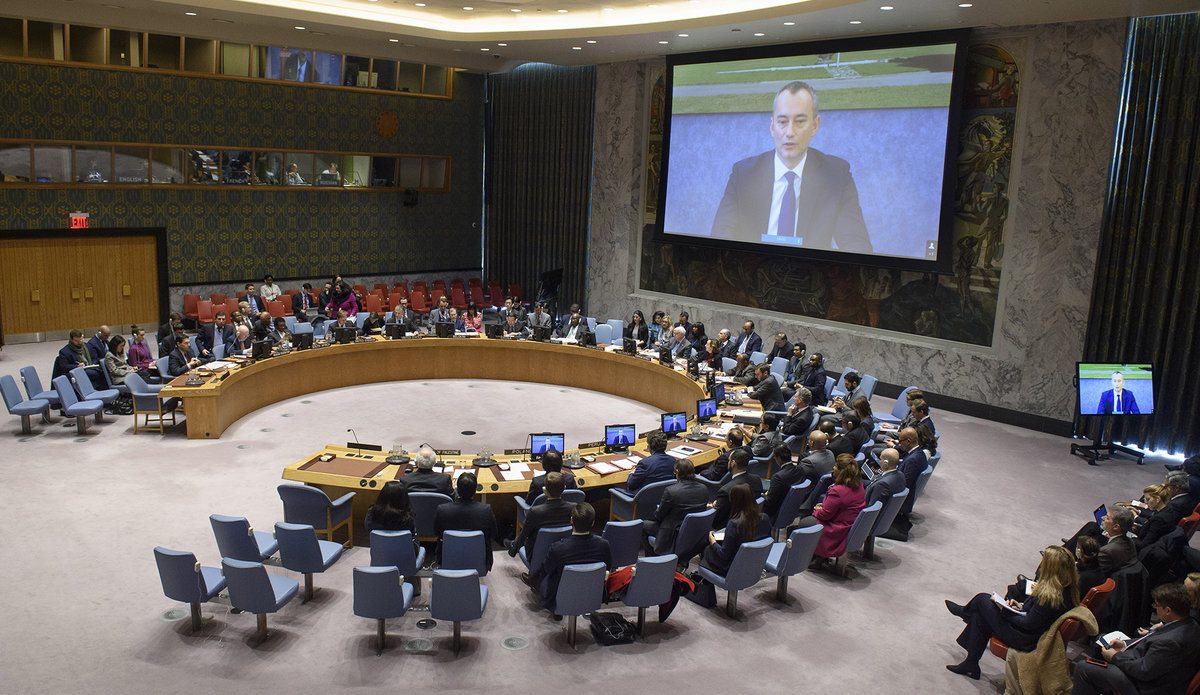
[[69, 212, 90, 229]]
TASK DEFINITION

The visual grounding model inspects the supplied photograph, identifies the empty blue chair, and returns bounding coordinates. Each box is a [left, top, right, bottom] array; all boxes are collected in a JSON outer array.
[[19, 366, 60, 410], [593, 323, 613, 345], [153, 546, 228, 632], [770, 480, 812, 539], [764, 524, 823, 601], [52, 375, 104, 434], [648, 507, 714, 567], [155, 356, 171, 381], [555, 562, 607, 648], [353, 565, 415, 655], [749, 350, 767, 364], [210, 514, 279, 562], [429, 569, 488, 655], [275, 522, 345, 601], [803, 473, 834, 510], [876, 386, 918, 425], [721, 357, 737, 373], [621, 554, 678, 635], [221, 558, 299, 644], [277, 483, 355, 547], [126, 373, 178, 434], [212, 344, 226, 360], [747, 453, 774, 481], [408, 491, 452, 542], [515, 488, 585, 533], [696, 536, 774, 617], [1, 374, 50, 434], [859, 374, 878, 402], [520, 525, 572, 574], [928, 451, 942, 470], [865, 488, 910, 560], [903, 465, 935, 517], [831, 500, 883, 577], [585, 316, 597, 331], [606, 318, 624, 337], [770, 356, 788, 380], [610, 479, 672, 522], [442, 530, 487, 576], [71, 366, 118, 404], [602, 520, 643, 569], [283, 315, 298, 332], [370, 529, 428, 595], [355, 313, 368, 330]]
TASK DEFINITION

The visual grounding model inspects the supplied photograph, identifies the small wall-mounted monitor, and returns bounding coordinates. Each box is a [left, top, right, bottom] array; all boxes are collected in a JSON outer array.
[[1077, 362, 1154, 416], [697, 398, 717, 422], [605, 423, 636, 450], [661, 411, 687, 438], [713, 381, 725, 404], [530, 432, 565, 461]]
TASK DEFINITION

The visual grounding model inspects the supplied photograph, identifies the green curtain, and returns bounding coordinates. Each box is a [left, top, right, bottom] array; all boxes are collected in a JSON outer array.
[[484, 64, 596, 312], [1078, 13, 1200, 454]]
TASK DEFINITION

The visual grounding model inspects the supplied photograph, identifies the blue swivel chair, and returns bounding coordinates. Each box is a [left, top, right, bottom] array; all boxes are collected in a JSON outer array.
[[606, 318, 624, 337], [429, 569, 488, 655], [609, 479, 672, 522], [153, 547, 228, 632], [212, 344, 226, 360], [620, 554, 678, 635], [520, 525, 572, 575], [696, 536, 774, 617], [52, 375, 104, 434], [19, 366, 60, 411], [221, 558, 299, 644], [864, 488, 910, 560], [721, 357, 737, 373], [770, 356, 788, 381], [876, 386, 918, 425], [903, 465, 935, 517], [803, 473, 834, 510], [749, 350, 767, 365], [70, 367, 120, 410], [370, 530, 428, 594], [442, 530, 487, 576], [1, 374, 50, 434], [98, 359, 131, 396], [648, 507, 714, 568], [830, 500, 883, 577], [593, 323, 613, 345], [601, 520, 643, 569], [408, 492, 452, 543], [126, 373, 179, 434], [155, 356, 172, 381], [274, 522, 345, 601], [769, 480, 812, 539], [277, 484, 355, 547], [828, 366, 857, 400], [859, 374, 879, 402], [555, 562, 607, 648], [515, 488, 585, 533], [353, 565, 415, 655], [210, 514, 279, 562], [764, 524, 823, 601]]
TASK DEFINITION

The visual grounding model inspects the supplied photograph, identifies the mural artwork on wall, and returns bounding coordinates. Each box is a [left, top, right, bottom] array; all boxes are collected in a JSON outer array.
[[640, 43, 1019, 348]]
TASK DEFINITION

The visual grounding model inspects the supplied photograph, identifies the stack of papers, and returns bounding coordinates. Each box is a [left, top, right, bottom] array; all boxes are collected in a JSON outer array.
[[587, 461, 620, 475], [499, 468, 528, 481]]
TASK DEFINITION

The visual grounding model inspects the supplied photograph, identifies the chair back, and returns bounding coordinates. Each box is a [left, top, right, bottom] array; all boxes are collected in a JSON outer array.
[[830, 366, 855, 398], [889, 387, 916, 420], [533, 489, 586, 507], [370, 530, 422, 575], [124, 373, 158, 409], [154, 547, 216, 603], [156, 357, 170, 380], [594, 323, 613, 345], [872, 488, 910, 536], [221, 558, 280, 614], [772, 480, 812, 532], [843, 500, 884, 556], [442, 530, 488, 575], [69, 367, 99, 399], [210, 292, 227, 305], [52, 375, 83, 409], [183, 293, 200, 319], [774, 524, 824, 577], [675, 508, 717, 556], [606, 318, 625, 336], [275, 522, 326, 573], [602, 520, 643, 568], [19, 366, 54, 402], [770, 356, 788, 380], [555, 562, 607, 617], [408, 492, 453, 541], [1179, 512, 1200, 539], [210, 514, 266, 563], [1, 375, 34, 413], [804, 473, 833, 509], [624, 554, 678, 608], [529, 525, 573, 572], [721, 357, 737, 373], [825, 375, 835, 400], [277, 484, 334, 527], [197, 299, 214, 324], [859, 374, 878, 401], [723, 536, 774, 591], [904, 465, 934, 514], [1082, 578, 1117, 613], [632, 479, 674, 520], [430, 569, 486, 622]]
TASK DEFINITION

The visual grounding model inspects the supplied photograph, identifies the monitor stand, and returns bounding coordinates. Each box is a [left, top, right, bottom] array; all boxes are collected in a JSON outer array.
[[1069, 417, 1145, 466]]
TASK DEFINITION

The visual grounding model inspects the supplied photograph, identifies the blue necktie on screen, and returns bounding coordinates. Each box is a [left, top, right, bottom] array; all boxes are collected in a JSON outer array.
[[778, 170, 797, 237]]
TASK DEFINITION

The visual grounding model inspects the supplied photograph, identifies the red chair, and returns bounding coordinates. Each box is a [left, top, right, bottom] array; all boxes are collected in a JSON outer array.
[[353, 284, 368, 297], [374, 283, 388, 294], [409, 292, 430, 321], [470, 285, 491, 309], [431, 281, 447, 301], [487, 281, 505, 305], [1178, 511, 1200, 540], [183, 294, 201, 324], [284, 288, 299, 296], [236, 291, 248, 300], [450, 287, 468, 311], [210, 293, 227, 305], [224, 298, 239, 318], [389, 292, 404, 311], [988, 578, 1116, 659], [412, 281, 427, 295], [392, 282, 408, 297], [364, 294, 384, 314], [508, 284, 525, 305], [450, 278, 465, 290], [267, 300, 287, 318], [468, 277, 482, 288], [197, 299, 214, 325]]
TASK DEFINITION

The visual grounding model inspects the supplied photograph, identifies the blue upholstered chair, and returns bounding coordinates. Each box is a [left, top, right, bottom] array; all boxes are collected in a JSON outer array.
[[277, 483, 355, 547], [620, 553, 678, 634], [370, 529, 428, 596], [859, 374, 878, 402], [875, 386, 918, 425], [648, 507, 714, 568], [864, 488, 910, 560], [749, 350, 767, 365], [602, 519, 643, 569], [126, 373, 179, 434], [519, 525, 572, 574], [696, 536, 774, 617], [515, 488, 585, 533], [52, 375, 104, 435], [98, 358, 130, 396], [275, 522, 345, 601], [721, 357, 737, 373], [353, 565, 415, 654], [803, 473, 834, 510], [828, 366, 857, 400], [155, 356, 171, 381], [211, 344, 226, 360], [210, 514, 279, 562], [429, 569, 488, 655], [606, 318, 624, 337], [555, 562, 607, 648], [830, 500, 883, 577], [70, 367, 120, 411], [1, 374, 50, 434], [221, 558, 299, 644], [408, 491, 452, 542], [19, 366, 60, 410], [769, 480, 812, 539], [442, 530, 487, 576], [609, 479, 672, 522], [769, 356, 788, 380], [593, 323, 613, 345], [153, 546, 228, 632], [764, 524, 823, 601]]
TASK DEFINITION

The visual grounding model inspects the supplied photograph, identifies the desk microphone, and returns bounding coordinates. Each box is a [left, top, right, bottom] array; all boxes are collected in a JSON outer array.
[[348, 428, 360, 445]]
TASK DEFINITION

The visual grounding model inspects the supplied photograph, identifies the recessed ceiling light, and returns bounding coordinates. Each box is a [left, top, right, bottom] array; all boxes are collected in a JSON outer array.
[[415, 2, 425, 5], [881, 4, 894, 9], [677, 33, 688, 37], [587, 40, 597, 44], [603, 7, 615, 12], [783, 21, 795, 26], [849, 19, 862, 24], [463, 6, 474, 10], [294, 26, 306, 30], [389, 38, 399, 42], [511, 8, 520, 11], [647, 3, 658, 7], [480, 47, 489, 51], [572, 46, 582, 50], [754, 32, 765, 36], [557, 9, 568, 13], [498, 43, 507, 47], [658, 40, 669, 44], [185, 11, 196, 16]]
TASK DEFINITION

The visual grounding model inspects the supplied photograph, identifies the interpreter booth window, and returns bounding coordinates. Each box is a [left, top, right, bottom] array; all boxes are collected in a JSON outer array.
[[184, 37, 218, 74], [255, 152, 283, 185], [0, 18, 23, 58], [187, 149, 221, 184], [146, 33, 181, 70], [224, 150, 254, 185], [75, 146, 112, 183], [220, 42, 250, 77], [280, 49, 318, 83], [33, 145, 71, 183], [253, 46, 276, 79], [151, 148, 185, 184], [344, 56, 371, 87], [373, 59, 397, 91], [421, 158, 448, 191], [314, 52, 343, 86], [314, 154, 342, 187], [113, 146, 150, 183], [370, 157, 398, 188], [109, 30, 142, 67], [424, 65, 450, 96], [26, 21, 65, 61], [68, 25, 105, 64], [342, 155, 370, 187], [0, 143, 32, 183], [398, 157, 422, 189], [284, 153, 314, 186], [397, 62, 422, 93]]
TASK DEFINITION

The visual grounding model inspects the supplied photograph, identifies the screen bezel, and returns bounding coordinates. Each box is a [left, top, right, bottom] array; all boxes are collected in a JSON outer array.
[[656, 29, 968, 274], [1075, 361, 1155, 417], [530, 432, 565, 460], [661, 411, 688, 434], [713, 381, 726, 404], [697, 397, 717, 421], [605, 423, 636, 447]]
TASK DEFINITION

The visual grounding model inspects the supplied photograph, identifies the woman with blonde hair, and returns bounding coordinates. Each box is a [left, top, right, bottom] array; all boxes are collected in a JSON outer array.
[[945, 545, 1080, 679]]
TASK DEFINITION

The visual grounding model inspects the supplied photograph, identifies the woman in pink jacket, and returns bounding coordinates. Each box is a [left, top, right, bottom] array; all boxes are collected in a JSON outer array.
[[807, 454, 866, 558], [324, 281, 359, 317]]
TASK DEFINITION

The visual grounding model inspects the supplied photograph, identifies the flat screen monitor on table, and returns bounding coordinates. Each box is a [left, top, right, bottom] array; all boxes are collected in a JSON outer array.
[[531, 432, 565, 461], [661, 411, 688, 438], [605, 424, 636, 450]]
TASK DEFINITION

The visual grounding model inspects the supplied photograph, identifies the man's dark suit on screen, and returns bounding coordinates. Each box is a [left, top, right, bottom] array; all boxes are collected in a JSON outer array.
[[1098, 388, 1140, 414], [710, 148, 872, 252], [434, 498, 499, 570]]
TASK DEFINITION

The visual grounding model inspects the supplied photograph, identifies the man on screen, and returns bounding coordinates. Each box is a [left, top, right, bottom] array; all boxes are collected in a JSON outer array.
[[1098, 371, 1140, 414], [709, 81, 872, 252]]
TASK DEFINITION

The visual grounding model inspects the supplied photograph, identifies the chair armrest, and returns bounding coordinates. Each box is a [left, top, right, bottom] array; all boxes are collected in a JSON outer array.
[[513, 495, 531, 512], [610, 488, 634, 504], [330, 492, 356, 509]]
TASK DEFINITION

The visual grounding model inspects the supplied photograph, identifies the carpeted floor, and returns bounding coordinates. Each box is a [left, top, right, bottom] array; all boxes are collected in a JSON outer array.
[[0, 339, 1183, 694]]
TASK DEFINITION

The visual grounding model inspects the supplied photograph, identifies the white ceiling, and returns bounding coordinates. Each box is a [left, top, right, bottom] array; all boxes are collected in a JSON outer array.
[[6, 0, 1194, 73]]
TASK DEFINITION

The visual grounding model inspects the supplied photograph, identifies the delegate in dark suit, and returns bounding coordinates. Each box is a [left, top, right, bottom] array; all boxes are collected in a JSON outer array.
[[197, 323, 233, 356], [1071, 617, 1200, 695], [291, 291, 315, 320], [1098, 388, 1140, 414], [701, 513, 770, 576], [1135, 494, 1195, 550], [800, 364, 827, 406], [512, 498, 574, 559], [766, 340, 793, 362], [711, 471, 764, 529], [710, 148, 871, 252], [85, 335, 109, 364], [402, 469, 453, 497], [645, 479, 710, 555], [747, 374, 786, 414], [865, 468, 906, 507], [525, 471, 577, 506], [541, 533, 613, 612], [166, 347, 194, 377], [781, 405, 815, 439], [762, 461, 807, 522], [734, 331, 762, 357], [1097, 534, 1136, 574], [434, 499, 498, 570], [626, 451, 675, 492], [798, 448, 836, 487]]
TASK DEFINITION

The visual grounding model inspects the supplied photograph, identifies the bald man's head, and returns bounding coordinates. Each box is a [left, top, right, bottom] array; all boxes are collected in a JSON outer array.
[[808, 431, 827, 450], [879, 448, 900, 471]]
